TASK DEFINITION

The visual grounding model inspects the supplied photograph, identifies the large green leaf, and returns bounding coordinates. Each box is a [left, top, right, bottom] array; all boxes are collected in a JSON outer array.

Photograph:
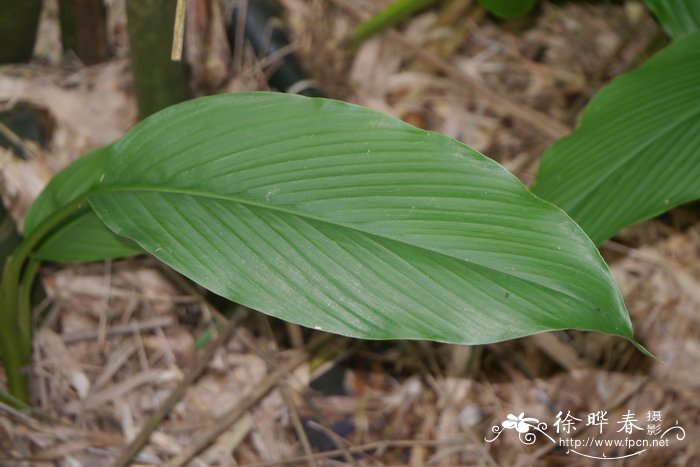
[[84, 92, 635, 345], [24, 147, 141, 262], [478, 0, 537, 20], [645, 0, 700, 40], [532, 32, 700, 246]]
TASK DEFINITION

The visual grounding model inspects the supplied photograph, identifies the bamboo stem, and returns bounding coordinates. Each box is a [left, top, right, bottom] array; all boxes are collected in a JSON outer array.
[[126, 0, 191, 119]]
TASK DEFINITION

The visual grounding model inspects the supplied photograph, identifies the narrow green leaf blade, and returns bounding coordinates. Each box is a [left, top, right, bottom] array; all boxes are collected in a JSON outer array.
[[25, 147, 141, 262], [351, 0, 438, 46], [477, 0, 537, 20], [90, 93, 634, 345], [532, 32, 700, 245], [32, 211, 140, 262], [25, 147, 107, 234], [645, 0, 700, 40]]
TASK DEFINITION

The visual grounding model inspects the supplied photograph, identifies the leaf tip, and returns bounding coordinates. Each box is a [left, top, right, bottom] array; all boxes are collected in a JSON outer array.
[[629, 338, 657, 360]]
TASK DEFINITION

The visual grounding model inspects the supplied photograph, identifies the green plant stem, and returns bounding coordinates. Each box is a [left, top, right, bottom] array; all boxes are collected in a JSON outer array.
[[0, 196, 89, 403], [18, 258, 40, 363], [1, 261, 29, 401], [0, 387, 32, 410]]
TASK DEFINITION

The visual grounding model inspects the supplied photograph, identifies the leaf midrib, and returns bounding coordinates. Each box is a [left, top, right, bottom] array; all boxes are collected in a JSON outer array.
[[89, 183, 602, 310]]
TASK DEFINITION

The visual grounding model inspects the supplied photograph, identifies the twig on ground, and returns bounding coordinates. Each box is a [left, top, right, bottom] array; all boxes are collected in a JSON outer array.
[[530, 333, 592, 370], [61, 316, 175, 344], [257, 316, 317, 467], [245, 437, 471, 467], [112, 308, 248, 467], [0, 400, 123, 445], [171, 0, 187, 61], [162, 334, 332, 467], [330, 0, 571, 139], [282, 388, 317, 467], [305, 419, 363, 467]]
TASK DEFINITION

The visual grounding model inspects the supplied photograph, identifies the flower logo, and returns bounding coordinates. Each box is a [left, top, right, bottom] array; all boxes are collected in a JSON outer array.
[[502, 412, 540, 433], [486, 412, 553, 444]]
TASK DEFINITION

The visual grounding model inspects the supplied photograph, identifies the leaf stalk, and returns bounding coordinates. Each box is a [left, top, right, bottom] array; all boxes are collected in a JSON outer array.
[[0, 196, 89, 403]]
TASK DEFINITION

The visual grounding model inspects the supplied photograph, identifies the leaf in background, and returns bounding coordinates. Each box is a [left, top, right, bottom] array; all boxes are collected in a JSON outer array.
[[89, 92, 636, 346], [645, 0, 700, 40], [351, 0, 438, 47], [24, 147, 106, 233], [25, 147, 141, 262], [532, 32, 700, 246], [477, 0, 537, 20]]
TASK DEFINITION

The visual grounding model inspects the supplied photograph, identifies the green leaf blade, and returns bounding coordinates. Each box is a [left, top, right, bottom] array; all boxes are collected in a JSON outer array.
[[645, 0, 700, 40], [478, 0, 537, 20], [533, 32, 700, 245], [24, 147, 141, 262], [91, 93, 634, 344], [32, 211, 140, 262], [24, 147, 108, 235]]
